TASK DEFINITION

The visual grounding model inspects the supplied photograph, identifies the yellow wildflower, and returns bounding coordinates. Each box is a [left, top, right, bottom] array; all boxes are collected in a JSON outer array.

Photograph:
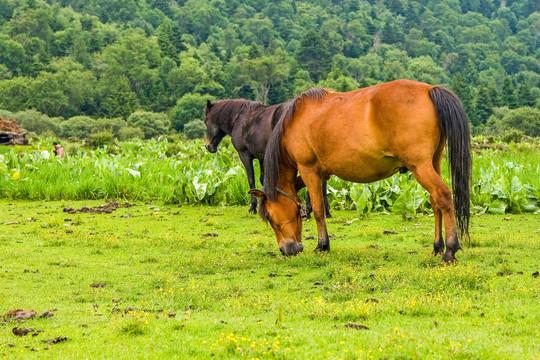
[[13, 172, 19, 180]]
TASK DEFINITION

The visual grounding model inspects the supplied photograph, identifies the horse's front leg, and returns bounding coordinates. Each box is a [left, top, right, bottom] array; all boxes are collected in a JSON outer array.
[[299, 166, 329, 252], [239, 152, 258, 214]]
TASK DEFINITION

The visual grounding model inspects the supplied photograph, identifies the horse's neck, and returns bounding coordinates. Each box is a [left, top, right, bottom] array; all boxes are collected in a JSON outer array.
[[217, 114, 236, 135]]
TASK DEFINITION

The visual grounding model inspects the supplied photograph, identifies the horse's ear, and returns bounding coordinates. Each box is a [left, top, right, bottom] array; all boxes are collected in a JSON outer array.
[[206, 100, 213, 111], [249, 189, 266, 200], [295, 176, 306, 192]]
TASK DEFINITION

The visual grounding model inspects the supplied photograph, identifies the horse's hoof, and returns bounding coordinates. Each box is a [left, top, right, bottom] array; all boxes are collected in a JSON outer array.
[[442, 252, 457, 263], [314, 244, 330, 253], [325, 212, 332, 218], [248, 207, 257, 215]]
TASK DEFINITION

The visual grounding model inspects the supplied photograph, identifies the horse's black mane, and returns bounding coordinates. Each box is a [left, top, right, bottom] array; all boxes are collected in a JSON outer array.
[[261, 88, 330, 204], [207, 99, 263, 131]]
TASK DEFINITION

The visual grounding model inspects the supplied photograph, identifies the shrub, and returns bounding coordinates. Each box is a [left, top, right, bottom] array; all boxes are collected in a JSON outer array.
[[13, 109, 61, 136], [184, 119, 206, 139], [166, 142, 183, 157], [501, 129, 524, 143], [501, 107, 540, 137], [94, 117, 128, 138], [63, 142, 81, 155], [127, 111, 170, 139], [62, 116, 96, 139], [118, 126, 145, 141], [87, 130, 115, 148]]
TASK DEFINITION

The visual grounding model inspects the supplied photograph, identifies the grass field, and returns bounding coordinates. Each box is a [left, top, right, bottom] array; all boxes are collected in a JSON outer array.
[[1, 200, 538, 359]]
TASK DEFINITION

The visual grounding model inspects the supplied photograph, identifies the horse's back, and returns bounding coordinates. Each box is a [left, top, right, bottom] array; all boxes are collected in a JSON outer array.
[[231, 103, 280, 160], [284, 80, 442, 182]]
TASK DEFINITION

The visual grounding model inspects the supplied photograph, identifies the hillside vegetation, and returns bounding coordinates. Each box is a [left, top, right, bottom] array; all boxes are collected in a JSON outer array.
[[0, 0, 539, 138]]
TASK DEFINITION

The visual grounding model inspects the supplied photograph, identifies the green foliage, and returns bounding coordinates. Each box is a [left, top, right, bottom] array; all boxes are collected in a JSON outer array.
[[93, 117, 128, 138], [0, 0, 538, 137], [183, 119, 206, 139], [501, 107, 540, 137], [87, 130, 115, 148], [1, 138, 538, 215], [118, 126, 144, 141], [10, 109, 61, 136], [170, 93, 214, 132], [502, 129, 525, 143], [127, 111, 170, 139], [296, 31, 332, 83], [61, 116, 96, 139]]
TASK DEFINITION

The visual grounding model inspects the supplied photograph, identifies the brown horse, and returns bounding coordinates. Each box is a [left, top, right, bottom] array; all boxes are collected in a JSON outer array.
[[204, 99, 331, 216], [249, 79, 471, 262]]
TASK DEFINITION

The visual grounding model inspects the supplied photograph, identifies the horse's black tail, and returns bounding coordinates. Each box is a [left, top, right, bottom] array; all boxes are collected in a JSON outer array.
[[429, 86, 472, 239]]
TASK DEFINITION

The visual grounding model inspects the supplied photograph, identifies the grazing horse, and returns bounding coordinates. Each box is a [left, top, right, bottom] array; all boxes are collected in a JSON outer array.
[[204, 99, 331, 216], [249, 79, 471, 262]]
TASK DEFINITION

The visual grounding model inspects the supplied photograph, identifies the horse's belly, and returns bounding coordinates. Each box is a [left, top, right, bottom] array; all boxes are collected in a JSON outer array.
[[324, 155, 403, 184]]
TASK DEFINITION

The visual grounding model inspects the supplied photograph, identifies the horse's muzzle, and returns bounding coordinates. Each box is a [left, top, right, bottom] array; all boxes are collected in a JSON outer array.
[[280, 242, 304, 256], [205, 143, 217, 153]]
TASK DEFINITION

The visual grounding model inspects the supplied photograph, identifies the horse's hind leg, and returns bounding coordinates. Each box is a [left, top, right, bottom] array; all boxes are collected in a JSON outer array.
[[306, 182, 331, 219], [410, 162, 461, 262], [323, 181, 332, 218], [298, 166, 330, 252], [432, 144, 445, 255]]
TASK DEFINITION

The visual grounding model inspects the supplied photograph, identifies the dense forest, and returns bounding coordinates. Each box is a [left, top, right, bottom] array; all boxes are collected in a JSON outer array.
[[0, 0, 539, 139]]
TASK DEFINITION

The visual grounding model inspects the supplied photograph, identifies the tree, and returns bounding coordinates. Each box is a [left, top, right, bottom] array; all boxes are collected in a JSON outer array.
[[156, 19, 178, 61], [451, 74, 473, 117], [170, 93, 214, 132], [408, 56, 447, 85], [472, 86, 493, 127], [101, 79, 137, 119], [241, 50, 290, 104], [516, 83, 536, 107], [100, 32, 161, 102], [0, 34, 25, 75], [318, 68, 359, 92], [295, 31, 331, 83], [502, 76, 518, 109]]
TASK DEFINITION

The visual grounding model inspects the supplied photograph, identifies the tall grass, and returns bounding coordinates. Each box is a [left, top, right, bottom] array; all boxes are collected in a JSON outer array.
[[0, 138, 538, 214]]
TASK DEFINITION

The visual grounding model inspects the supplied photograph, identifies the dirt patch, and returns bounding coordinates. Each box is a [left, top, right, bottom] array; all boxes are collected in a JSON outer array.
[[40, 311, 54, 318], [63, 201, 134, 214], [12, 327, 34, 336], [201, 232, 218, 238], [345, 323, 369, 330], [43, 337, 69, 344], [3, 309, 36, 322]]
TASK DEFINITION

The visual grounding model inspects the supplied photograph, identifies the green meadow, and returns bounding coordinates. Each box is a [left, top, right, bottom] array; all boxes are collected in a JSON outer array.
[[0, 200, 538, 359]]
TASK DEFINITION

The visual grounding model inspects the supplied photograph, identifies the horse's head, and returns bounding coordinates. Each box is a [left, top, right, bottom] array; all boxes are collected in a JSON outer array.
[[249, 181, 307, 256], [204, 100, 226, 153]]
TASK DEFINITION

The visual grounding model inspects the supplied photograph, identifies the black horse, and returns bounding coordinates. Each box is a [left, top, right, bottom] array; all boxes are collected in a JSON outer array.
[[204, 99, 331, 217]]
